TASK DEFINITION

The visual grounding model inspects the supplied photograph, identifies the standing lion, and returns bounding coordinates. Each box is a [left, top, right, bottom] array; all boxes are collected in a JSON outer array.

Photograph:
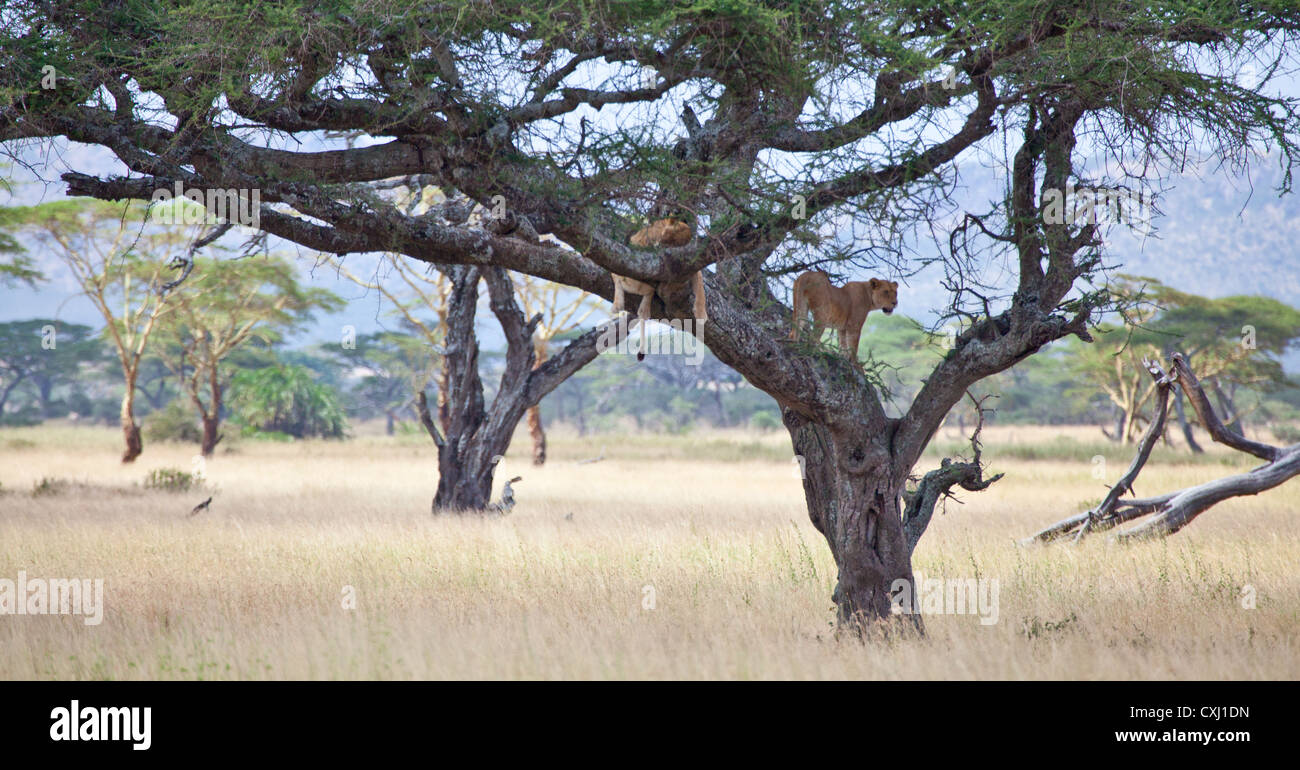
[[788, 271, 898, 359]]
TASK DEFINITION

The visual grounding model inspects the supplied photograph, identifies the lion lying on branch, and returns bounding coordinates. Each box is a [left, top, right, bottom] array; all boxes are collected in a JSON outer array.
[[612, 218, 706, 361], [788, 270, 898, 360]]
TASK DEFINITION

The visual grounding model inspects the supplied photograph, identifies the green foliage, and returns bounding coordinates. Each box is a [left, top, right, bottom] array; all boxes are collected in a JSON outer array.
[[143, 467, 200, 493], [328, 330, 436, 422], [0, 319, 108, 421], [0, 252, 43, 287], [749, 410, 781, 432], [143, 401, 204, 443], [229, 364, 349, 439]]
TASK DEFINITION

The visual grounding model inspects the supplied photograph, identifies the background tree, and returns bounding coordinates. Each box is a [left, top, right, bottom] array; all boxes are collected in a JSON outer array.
[[331, 329, 437, 435], [1069, 277, 1300, 446], [513, 273, 601, 464], [228, 364, 348, 440], [328, 182, 626, 510], [0, 200, 191, 461], [0, 320, 106, 420], [323, 243, 450, 433], [7, 1, 1299, 628], [156, 253, 343, 456], [1155, 288, 1300, 441]]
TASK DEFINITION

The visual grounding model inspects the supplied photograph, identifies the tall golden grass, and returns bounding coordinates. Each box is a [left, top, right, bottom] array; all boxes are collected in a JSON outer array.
[[0, 422, 1296, 679]]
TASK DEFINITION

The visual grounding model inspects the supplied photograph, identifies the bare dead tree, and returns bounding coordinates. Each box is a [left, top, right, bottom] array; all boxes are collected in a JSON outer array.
[[1025, 354, 1300, 544]]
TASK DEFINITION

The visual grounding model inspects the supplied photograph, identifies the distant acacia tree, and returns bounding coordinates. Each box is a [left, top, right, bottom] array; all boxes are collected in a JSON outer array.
[[332, 329, 437, 435], [0, 200, 194, 461], [1070, 277, 1300, 446], [7, 1, 1299, 629], [157, 253, 343, 456], [0, 319, 105, 420]]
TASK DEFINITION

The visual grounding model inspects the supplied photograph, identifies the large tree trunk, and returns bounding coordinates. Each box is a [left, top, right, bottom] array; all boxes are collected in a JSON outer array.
[[433, 433, 501, 510], [200, 415, 221, 457], [786, 415, 916, 627], [119, 377, 142, 463]]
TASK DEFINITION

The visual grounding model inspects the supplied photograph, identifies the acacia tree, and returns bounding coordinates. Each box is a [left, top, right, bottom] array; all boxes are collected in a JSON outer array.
[[5, 1, 1300, 628], [0, 319, 104, 419], [157, 254, 343, 456], [0, 200, 193, 461], [333, 329, 436, 435], [1071, 277, 1300, 445]]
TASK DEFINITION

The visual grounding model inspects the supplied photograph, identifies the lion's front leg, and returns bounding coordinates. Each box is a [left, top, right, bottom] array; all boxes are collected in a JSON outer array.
[[635, 292, 652, 361], [691, 272, 707, 323], [612, 278, 626, 315]]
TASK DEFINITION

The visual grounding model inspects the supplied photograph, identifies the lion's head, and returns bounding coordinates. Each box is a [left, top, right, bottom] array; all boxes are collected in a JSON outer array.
[[869, 278, 899, 314]]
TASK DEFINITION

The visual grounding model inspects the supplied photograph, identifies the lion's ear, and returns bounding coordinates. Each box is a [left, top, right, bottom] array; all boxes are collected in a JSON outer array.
[[891, 281, 899, 288], [869, 278, 880, 288]]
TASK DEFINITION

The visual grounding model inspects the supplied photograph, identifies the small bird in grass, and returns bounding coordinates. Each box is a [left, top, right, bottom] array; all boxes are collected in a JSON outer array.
[[187, 496, 213, 517]]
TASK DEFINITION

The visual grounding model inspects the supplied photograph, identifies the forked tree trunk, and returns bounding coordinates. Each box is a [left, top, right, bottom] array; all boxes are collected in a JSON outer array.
[[419, 265, 625, 513], [433, 424, 506, 510]]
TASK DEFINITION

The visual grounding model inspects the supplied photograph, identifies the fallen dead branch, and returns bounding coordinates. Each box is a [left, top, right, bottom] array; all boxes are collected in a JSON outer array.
[[1024, 353, 1299, 544]]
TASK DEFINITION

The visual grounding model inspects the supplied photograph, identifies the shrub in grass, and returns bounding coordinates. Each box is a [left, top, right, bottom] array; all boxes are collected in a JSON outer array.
[[144, 467, 200, 493]]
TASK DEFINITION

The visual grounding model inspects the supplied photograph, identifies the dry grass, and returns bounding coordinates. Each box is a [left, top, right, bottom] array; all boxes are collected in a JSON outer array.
[[0, 422, 1297, 680]]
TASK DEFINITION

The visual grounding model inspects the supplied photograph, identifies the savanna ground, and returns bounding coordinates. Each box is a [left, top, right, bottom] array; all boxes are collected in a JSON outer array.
[[0, 421, 1296, 680]]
